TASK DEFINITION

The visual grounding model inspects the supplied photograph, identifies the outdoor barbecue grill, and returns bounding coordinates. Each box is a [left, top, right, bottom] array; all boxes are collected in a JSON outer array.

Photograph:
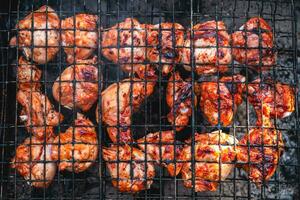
[[0, 0, 299, 199]]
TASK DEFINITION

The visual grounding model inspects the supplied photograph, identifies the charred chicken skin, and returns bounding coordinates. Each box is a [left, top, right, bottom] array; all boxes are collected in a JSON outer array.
[[52, 57, 99, 112], [181, 21, 231, 75], [146, 23, 185, 75], [102, 145, 155, 193], [17, 56, 42, 92], [197, 75, 245, 126], [51, 114, 98, 173], [11, 136, 56, 188], [10, 6, 60, 64], [61, 14, 99, 64], [232, 17, 276, 71], [180, 131, 238, 192], [166, 72, 197, 131], [237, 127, 284, 185], [97, 78, 156, 143], [17, 90, 63, 139], [247, 78, 295, 125], [137, 131, 183, 176], [101, 18, 146, 72]]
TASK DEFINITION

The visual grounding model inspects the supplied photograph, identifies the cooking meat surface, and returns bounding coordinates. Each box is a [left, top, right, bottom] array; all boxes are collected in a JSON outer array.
[[17, 56, 42, 91], [51, 114, 98, 173], [101, 18, 146, 72], [17, 90, 63, 138], [237, 127, 284, 185], [166, 72, 196, 131], [197, 75, 245, 126], [61, 14, 98, 64], [180, 131, 237, 192], [137, 130, 183, 176], [146, 23, 185, 75], [97, 78, 156, 143], [232, 17, 276, 71], [247, 78, 295, 125], [102, 145, 155, 193], [52, 57, 99, 112], [181, 21, 231, 75], [11, 136, 56, 188], [10, 6, 60, 64]]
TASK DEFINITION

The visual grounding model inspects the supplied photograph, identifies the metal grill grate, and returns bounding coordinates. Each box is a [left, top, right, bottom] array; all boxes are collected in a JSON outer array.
[[0, 0, 299, 199]]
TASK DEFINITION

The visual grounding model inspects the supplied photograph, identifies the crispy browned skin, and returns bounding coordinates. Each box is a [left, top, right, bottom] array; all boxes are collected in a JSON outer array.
[[101, 18, 146, 72], [10, 6, 60, 64], [97, 78, 156, 143], [52, 57, 99, 112], [17, 90, 63, 138], [237, 127, 284, 185], [198, 75, 245, 126], [232, 17, 276, 71], [247, 78, 295, 125], [51, 114, 98, 173], [137, 131, 183, 176], [166, 72, 197, 131], [11, 136, 56, 188], [181, 21, 231, 75], [146, 23, 185, 75], [17, 56, 42, 91], [61, 14, 98, 63], [180, 131, 237, 192], [102, 145, 155, 193]]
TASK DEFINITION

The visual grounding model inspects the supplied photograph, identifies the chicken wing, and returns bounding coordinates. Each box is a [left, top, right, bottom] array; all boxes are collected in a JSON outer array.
[[237, 127, 284, 185], [181, 21, 231, 75], [10, 6, 60, 64], [137, 130, 183, 176], [61, 14, 98, 64], [17, 90, 63, 139], [102, 145, 155, 193], [17, 56, 42, 91], [101, 18, 146, 72], [232, 17, 276, 71], [166, 72, 197, 131], [180, 131, 238, 192], [197, 75, 245, 126], [247, 78, 295, 125], [52, 57, 99, 112], [97, 78, 156, 143], [11, 136, 56, 188], [146, 23, 185, 75], [51, 114, 98, 173]]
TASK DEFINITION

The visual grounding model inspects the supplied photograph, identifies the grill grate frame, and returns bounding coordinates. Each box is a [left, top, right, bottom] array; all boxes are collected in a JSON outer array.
[[0, 0, 299, 199]]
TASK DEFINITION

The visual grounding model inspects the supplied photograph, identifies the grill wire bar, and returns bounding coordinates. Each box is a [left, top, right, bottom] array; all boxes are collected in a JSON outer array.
[[0, 0, 299, 199]]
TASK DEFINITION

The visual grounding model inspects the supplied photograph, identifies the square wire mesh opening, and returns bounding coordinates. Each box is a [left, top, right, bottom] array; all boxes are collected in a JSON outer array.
[[0, 0, 299, 199]]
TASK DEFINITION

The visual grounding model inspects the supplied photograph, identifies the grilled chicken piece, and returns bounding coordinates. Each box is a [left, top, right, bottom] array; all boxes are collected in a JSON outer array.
[[237, 127, 284, 185], [11, 136, 56, 188], [97, 78, 156, 143], [247, 78, 295, 125], [17, 56, 42, 91], [180, 131, 238, 192], [197, 75, 245, 126], [146, 23, 185, 75], [232, 17, 276, 71], [51, 114, 98, 173], [101, 18, 146, 72], [9, 6, 60, 64], [52, 57, 99, 112], [17, 90, 63, 139], [61, 14, 98, 64], [137, 131, 183, 176], [181, 21, 231, 75], [102, 145, 155, 193], [166, 72, 197, 131]]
